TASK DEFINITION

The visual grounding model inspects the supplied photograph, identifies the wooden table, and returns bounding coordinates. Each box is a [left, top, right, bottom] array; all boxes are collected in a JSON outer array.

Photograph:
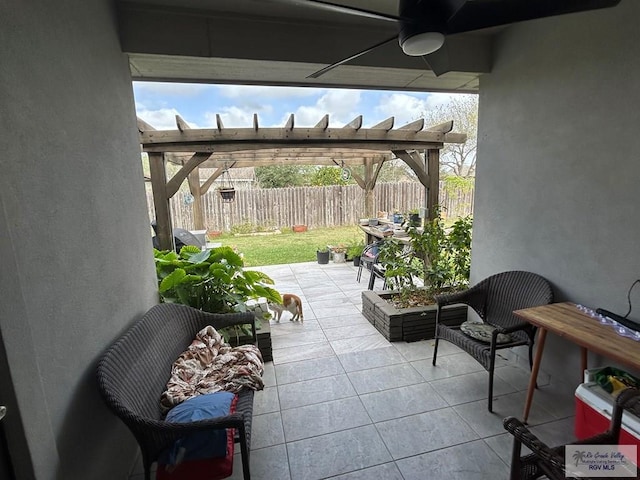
[[514, 301, 640, 423], [358, 224, 411, 245]]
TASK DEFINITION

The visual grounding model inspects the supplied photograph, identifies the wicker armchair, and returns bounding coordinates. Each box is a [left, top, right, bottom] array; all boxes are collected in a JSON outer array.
[[356, 240, 386, 290], [96, 303, 257, 480], [504, 388, 640, 480], [432, 270, 553, 412]]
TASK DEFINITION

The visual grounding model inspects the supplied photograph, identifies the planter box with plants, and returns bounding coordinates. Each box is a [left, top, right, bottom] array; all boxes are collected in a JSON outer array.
[[154, 245, 282, 361], [361, 209, 473, 342]]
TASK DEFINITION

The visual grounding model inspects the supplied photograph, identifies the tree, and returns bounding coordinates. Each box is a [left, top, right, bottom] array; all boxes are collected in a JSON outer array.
[[310, 166, 349, 186], [255, 165, 310, 188], [422, 94, 478, 177]]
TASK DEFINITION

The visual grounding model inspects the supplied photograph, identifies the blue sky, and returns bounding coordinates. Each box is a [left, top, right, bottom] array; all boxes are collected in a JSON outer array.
[[133, 82, 465, 130]]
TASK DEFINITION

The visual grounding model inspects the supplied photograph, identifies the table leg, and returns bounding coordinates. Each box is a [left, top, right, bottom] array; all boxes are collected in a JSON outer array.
[[581, 347, 588, 376], [523, 328, 548, 423]]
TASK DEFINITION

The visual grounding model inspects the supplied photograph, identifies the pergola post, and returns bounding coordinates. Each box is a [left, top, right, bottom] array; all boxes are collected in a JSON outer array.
[[149, 152, 175, 251], [427, 148, 440, 221], [364, 158, 374, 217], [187, 166, 205, 230]]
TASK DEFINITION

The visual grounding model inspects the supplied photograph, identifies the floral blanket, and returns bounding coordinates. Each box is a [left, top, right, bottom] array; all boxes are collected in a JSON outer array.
[[160, 325, 264, 414]]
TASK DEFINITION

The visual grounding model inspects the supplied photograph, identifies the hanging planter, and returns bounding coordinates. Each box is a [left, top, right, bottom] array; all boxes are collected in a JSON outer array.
[[218, 163, 236, 203], [218, 187, 236, 203]]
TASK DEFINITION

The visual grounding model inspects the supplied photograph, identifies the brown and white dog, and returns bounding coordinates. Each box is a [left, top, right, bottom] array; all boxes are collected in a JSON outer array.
[[270, 293, 304, 323]]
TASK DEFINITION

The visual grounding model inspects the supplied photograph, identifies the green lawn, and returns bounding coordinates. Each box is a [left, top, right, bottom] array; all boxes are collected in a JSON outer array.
[[214, 225, 363, 267]]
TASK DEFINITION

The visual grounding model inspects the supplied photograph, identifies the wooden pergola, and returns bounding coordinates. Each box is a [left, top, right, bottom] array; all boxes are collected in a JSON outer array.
[[138, 114, 467, 251]]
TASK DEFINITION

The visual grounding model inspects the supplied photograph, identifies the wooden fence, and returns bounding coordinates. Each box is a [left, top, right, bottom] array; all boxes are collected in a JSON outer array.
[[146, 182, 474, 231]]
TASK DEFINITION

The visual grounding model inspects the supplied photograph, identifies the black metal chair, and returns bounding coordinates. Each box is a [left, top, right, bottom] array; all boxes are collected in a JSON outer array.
[[504, 388, 640, 480], [356, 240, 384, 288], [432, 270, 554, 412]]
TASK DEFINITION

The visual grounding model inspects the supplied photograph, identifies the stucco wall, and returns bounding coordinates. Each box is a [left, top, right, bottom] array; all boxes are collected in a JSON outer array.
[[0, 1, 157, 478], [475, 0, 640, 381]]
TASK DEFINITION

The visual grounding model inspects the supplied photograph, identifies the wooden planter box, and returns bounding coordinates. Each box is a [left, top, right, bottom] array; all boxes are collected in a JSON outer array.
[[361, 290, 468, 342]]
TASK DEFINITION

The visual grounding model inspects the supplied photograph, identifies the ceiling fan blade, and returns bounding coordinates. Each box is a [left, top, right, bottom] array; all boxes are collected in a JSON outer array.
[[307, 35, 398, 79], [421, 48, 450, 77], [444, 0, 622, 34], [260, 0, 401, 23]]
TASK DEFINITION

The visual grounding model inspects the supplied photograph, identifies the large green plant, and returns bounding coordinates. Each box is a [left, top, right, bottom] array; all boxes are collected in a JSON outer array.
[[154, 245, 282, 315], [380, 209, 473, 304]]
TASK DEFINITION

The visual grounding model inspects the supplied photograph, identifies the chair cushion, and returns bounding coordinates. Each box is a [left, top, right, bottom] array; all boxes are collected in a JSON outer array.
[[460, 321, 513, 344]]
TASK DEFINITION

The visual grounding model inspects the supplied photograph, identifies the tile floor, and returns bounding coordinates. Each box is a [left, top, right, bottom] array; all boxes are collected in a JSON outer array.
[[129, 261, 579, 480]]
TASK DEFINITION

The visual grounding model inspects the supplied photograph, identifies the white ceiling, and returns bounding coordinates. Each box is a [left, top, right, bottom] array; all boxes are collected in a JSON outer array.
[[116, 0, 492, 92]]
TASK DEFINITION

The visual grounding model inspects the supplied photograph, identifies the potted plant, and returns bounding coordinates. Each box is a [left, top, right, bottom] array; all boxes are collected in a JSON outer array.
[[153, 245, 282, 359], [361, 208, 473, 341], [346, 239, 365, 266], [316, 246, 330, 264], [408, 208, 422, 227], [330, 244, 347, 263]]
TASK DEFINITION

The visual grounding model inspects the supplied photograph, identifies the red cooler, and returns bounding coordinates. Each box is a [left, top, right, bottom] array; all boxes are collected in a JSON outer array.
[[575, 382, 640, 462]]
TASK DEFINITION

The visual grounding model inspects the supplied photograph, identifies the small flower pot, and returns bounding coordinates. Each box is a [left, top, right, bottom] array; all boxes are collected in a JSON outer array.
[[353, 256, 361, 267], [317, 250, 330, 264], [292, 224, 308, 233], [333, 251, 346, 263]]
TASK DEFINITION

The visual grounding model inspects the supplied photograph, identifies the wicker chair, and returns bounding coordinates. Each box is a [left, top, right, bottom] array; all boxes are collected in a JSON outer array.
[[504, 388, 640, 480], [432, 270, 553, 412], [96, 303, 257, 480]]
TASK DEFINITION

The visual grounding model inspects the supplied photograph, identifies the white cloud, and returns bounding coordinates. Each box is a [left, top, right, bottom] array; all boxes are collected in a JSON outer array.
[[375, 92, 470, 126], [286, 89, 362, 127]]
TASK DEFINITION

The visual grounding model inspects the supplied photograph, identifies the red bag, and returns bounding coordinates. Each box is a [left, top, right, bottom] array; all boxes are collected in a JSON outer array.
[[156, 395, 237, 480]]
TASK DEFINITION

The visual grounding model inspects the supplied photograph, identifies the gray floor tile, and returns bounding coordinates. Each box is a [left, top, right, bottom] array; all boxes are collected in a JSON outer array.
[[227, 444, 291, 480], [269, 319, 321, 337], [328, 462, 404, 480], [262, 361, 276, 387], [271, 341, 335, 365], [323, 322, 379, 341], [360, 382, 448, 422], [300, 287, 349, 302], [396, 439, 510, 480], [254, 386, 280, 415], [429, 370, 516, 406], [286, 425, 392, 480], [393, 339, 464, 362], [330, 333, 391, 355], [316, 314, 370, 330], [338, 346, 407, 373], [275, 356, 345, 385], [376, 408, 479, 459], [494, 364, 551, 391], [347, 363, 425, 395], [412, 352, 485, 381], [278, 374, 357, 410], [310, 301, 362, 319], [453, 391, 556, 438], [484, 433, 522, 465], [251, 411, 285, 449], [529, 416, 577, 446], [531, 380, 580, 419], [281, 396, 371, 442], [271, 329, 327, 350]]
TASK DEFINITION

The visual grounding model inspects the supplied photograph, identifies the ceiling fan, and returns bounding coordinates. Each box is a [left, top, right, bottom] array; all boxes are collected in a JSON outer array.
[[262, 0, 622, 77]]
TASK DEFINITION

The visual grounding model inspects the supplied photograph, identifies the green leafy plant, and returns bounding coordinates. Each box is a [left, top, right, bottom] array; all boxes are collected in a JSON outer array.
[[317, 245, 329, 253], [346, 238, 365, 259], [380, 208, 473, 307], [154, 245, 282, 340]]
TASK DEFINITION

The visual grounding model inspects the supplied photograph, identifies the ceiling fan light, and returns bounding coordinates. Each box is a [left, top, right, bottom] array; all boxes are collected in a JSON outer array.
[[401, 32, 445, 56]]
